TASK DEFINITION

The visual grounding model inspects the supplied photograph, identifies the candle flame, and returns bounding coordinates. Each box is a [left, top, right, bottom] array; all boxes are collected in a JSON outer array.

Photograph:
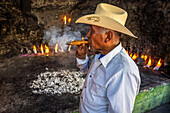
[[68, 40, 73, 51], [126, 50, 129, 55], [55, 44, 58, 53], [63, 15, 67, 24], [68, 45, 72, 51], [146, 57, 152, 67], [40, 43, 44, 54], [141, 55, 144, 59], [132, 54, 137, 60], [130, 53, 133, 58], [156, 58, 162, 67], [33, 45, 37, 54], [45, 44, 49, 54], [68, 18, 71, 22], [144, 55, 148, 60], [153, 58, 162, 70], [59, 46, 64, 52]]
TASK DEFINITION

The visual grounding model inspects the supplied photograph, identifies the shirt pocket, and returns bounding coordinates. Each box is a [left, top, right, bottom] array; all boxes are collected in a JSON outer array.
[[90, 79, 107, 97], [89, 79, 108, 105]]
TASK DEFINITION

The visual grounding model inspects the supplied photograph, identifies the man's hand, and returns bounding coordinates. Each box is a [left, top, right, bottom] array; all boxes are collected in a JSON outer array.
[[76, 44, 87, 59]]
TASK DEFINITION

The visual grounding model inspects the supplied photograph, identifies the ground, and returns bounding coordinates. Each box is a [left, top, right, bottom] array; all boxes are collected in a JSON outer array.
[[0, 51, 169, 113]]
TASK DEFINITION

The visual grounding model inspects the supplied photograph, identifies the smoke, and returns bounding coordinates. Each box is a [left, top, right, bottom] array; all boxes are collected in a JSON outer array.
[[43, 26, 81, 50]]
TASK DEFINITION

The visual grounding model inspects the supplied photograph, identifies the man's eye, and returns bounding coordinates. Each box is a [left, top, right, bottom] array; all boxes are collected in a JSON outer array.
[[91, 29, 94, 34]]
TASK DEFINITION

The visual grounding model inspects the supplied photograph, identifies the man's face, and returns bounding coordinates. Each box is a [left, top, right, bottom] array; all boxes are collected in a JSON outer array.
[[86, 25, 105, 53], [86, 25, 120, 55]]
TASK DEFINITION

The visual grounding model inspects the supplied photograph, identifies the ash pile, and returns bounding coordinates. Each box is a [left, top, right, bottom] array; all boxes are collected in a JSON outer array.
[[30, 69, 85, 95], [0, 56, 83, 113]]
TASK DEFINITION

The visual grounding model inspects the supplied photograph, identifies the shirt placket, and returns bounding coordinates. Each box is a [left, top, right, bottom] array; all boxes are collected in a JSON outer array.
[[81, 59, 102, 101]]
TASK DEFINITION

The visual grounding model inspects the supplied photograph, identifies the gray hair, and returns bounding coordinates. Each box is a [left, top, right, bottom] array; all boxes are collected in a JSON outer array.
[[100, 27, 110, 34], [100, 27, 121, 37]]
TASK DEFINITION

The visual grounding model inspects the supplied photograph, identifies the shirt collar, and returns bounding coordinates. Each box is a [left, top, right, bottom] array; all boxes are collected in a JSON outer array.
[[99, 43, 123, 67]]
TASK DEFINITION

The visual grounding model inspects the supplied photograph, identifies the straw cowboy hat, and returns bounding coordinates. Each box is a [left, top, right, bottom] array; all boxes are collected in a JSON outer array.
[[76, 3, 137, 38]]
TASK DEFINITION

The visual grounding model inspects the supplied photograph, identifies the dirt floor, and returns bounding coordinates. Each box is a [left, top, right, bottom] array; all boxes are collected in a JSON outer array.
[[0, 51, 81, 113], [0, 51, 169, 113]]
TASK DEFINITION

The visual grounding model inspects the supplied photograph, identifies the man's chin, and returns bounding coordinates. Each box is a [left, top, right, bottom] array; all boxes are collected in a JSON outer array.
[[95, 51, 101, 54], [88, 46, 101, 54], [88, 48, 101, 54]]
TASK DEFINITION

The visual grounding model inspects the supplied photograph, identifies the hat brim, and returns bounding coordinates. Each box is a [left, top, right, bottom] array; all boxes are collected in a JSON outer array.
[[75, 14, 137, 38]]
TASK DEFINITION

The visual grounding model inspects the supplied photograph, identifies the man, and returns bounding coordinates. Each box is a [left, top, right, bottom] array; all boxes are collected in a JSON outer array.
[[75, 3, 141, 113]]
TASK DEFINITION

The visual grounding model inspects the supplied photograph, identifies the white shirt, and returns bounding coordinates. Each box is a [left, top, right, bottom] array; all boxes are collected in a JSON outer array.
[[76, 43, 141, 113]]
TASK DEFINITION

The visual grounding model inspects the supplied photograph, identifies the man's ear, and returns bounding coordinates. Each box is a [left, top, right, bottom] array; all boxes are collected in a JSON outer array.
[[104, 31, 112, 43]]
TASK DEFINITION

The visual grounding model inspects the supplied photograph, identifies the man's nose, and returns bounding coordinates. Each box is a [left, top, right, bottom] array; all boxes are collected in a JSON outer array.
[[86, 30, 91, 38]]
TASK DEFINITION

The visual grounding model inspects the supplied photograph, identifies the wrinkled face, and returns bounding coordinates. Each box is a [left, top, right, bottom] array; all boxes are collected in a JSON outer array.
[[86, 25, 120, 54], [86, 25, 105, 53]]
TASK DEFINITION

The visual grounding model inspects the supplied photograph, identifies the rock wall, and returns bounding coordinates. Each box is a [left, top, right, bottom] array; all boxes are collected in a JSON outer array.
[[0, 0, 169, 64], [0, 1, 43, 57], [30, 0, 169, 58]]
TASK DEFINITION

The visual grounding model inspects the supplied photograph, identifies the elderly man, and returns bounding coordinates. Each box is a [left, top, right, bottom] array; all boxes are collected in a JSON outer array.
[[75, 3, 141, 113]]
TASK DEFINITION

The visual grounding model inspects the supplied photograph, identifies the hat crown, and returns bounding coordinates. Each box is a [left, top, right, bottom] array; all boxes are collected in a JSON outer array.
[[75, 3, 137, 38], [95, 3, 127, 26]]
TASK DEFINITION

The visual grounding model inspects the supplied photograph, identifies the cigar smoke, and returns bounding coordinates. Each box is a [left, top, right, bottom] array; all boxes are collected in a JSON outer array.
[[43, 26, 81, 50]]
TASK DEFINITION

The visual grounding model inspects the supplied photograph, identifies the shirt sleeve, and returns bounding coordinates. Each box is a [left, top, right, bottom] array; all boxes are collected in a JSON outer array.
[[76, 55, 89, 73], [107, 70, 139, 113]]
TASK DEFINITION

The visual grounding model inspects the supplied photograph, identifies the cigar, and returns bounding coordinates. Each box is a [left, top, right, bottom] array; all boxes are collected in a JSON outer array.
[[66, 40, 89, 46]]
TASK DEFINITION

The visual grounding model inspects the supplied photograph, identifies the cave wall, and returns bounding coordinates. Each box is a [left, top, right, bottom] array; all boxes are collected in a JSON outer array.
[[30, 0, 169, 59], [0, 0, 169, 63]]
